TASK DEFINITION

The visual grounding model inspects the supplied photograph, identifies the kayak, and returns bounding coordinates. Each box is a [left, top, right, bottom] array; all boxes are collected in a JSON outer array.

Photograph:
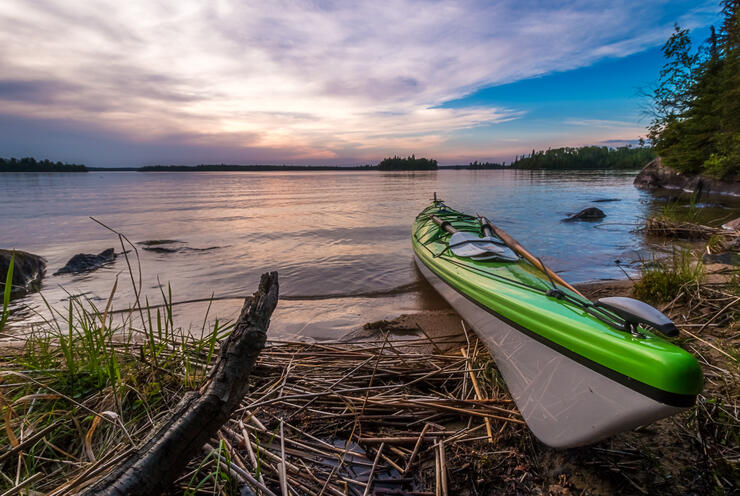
[[412, 197, 703, 448]]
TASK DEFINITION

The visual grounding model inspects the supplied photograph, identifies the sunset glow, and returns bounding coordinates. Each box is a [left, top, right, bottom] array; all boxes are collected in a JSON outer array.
[[0, 0, 721, 165]]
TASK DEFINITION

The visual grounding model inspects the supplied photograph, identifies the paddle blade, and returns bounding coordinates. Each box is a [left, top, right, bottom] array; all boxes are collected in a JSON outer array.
[[448, 232, 519, 260]]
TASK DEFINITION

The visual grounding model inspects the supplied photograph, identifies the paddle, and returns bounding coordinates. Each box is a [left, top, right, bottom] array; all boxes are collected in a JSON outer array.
[[478, 215, 586, 298], [430, 215, 518, 260]]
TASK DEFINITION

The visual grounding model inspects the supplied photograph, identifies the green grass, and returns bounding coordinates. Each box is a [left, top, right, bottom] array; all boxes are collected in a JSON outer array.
[[633, 248, 705, 304], [0, 252, 14, 331], [658, 192, 702, 224], [0, 250, 235, 494], [185, 439, 236, 495], [706, 234, 728, 253]]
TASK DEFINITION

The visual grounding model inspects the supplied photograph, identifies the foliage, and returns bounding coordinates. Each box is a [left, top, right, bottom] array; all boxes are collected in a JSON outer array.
[[658, 191, 702, 223], [378, 154, 438, 170], [649, 3, 740, 178], [509, 145, 656, 170], [0, 157, 88, 172], [633, 248, 705, 303]]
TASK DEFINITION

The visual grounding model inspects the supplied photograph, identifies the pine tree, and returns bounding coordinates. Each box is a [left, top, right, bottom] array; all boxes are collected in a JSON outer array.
[[649, 4, 740, 178], [648, 24, 698, 144], [712, 0, 740, 176]]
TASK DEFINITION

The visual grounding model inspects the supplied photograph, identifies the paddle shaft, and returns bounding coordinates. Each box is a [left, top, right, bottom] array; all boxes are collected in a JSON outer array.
[[479, 217, 585, 298], [430, 215, 457, 234]]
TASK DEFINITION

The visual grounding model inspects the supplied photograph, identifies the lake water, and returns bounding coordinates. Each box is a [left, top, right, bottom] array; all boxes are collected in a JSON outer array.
[[2, 170, 733, 340]]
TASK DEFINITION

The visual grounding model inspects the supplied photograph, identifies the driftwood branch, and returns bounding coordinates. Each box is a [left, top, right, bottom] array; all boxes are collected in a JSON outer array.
[[81, 271, 279, 496]]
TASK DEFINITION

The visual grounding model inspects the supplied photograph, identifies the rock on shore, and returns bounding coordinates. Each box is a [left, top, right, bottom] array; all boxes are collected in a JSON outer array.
[[634, 157, 740, 197], [54, 248, 116, 275], [563, 207, 606, 221], [0, 249, 46, 297], [722, 217, 740, 231]]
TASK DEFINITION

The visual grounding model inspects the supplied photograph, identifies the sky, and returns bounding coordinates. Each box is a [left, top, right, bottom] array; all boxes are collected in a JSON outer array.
[[0, 0, 724, 166]]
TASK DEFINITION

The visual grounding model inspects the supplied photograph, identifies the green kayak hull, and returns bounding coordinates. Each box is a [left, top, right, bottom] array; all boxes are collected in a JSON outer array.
[[412, 201, 702, 447]]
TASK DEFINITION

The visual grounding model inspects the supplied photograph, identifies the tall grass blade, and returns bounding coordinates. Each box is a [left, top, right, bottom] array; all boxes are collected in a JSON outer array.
[[1, 253, 15, 331]]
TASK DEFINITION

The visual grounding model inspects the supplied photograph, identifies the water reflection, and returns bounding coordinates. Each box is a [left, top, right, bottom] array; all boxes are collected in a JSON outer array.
[[2, 170, 738, 338]]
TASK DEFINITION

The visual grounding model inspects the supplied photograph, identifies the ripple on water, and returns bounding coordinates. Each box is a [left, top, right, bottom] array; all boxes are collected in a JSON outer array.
[[3, 169, 738, 338]]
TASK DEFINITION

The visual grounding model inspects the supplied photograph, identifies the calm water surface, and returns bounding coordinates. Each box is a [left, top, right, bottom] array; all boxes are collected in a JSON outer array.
[[2, 170, 730, 340]]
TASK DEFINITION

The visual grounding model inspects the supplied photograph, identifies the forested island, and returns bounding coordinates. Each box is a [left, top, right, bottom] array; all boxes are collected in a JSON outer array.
[[139, 164, 376, 171], [377, 155, 438, 170], [453, 146, 655, 170], [467, 161, 508, 169], [507, 145, 656, 170], [0, 157, 88, 172], [145, 157, 439, 171], [647, 1, 739, 178]]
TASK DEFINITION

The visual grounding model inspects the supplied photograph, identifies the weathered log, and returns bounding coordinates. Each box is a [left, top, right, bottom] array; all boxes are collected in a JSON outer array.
[[81, 272, 279, 496]]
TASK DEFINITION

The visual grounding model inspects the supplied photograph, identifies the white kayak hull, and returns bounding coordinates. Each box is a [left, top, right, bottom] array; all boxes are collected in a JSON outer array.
[[414, 255, 684, 448]]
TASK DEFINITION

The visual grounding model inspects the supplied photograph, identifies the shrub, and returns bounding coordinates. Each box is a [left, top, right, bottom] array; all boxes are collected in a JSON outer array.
[[633, 248, 705, 303]]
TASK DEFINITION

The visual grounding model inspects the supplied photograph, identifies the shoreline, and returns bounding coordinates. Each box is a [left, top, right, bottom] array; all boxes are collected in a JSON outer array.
[[1, 206, 738, 494], [341, 277, 637, 352], [1, 259, 737, 494]]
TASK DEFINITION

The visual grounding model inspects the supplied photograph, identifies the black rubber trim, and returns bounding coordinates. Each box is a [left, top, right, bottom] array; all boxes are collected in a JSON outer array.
[[415, 254, 697, 408]]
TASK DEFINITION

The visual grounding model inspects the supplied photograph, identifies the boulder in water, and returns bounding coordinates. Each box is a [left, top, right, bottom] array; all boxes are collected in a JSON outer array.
[[138, 239, 182, 246], [142, 246, 180, 253], [563, 207, 606, 222], [0, 249, 46, 297], [138, 240, 222, 254], [54, 248, 116, 275]]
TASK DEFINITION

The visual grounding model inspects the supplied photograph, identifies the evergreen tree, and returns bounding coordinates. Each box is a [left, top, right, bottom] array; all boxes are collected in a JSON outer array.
[[377, 155, 438, 170], [0, 157, 87, 172], [509, 145, 655, 170], [648, 25, 698, 145], [650, 3, 740, 178]]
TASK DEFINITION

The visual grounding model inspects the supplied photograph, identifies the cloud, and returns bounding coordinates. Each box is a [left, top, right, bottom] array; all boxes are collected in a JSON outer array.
[[0, 0, 719, 164], [564, 118, 640, 129], [600, 138, 643, 146], [0, 79, 81, 104]]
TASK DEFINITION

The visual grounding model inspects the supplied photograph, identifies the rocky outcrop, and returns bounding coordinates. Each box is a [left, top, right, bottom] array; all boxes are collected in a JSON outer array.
[[54, 248, 116, 275], [563, 207, 606, 222], [0, 249, 46, 297], [634, 158, 740, 197], [702, 251, 740, 266]]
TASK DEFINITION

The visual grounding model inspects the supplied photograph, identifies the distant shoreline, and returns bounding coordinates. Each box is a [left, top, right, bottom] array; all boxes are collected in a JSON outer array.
[[2, 146, 655, 172], [2, 165, 646, 172]]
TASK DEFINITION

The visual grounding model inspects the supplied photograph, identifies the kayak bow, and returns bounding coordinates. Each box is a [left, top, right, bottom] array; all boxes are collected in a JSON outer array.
[[412, 198, 702, 448]]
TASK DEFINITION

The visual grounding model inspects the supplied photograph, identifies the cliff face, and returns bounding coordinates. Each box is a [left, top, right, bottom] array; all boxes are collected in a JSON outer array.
[[634, 158, 740, 197]]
